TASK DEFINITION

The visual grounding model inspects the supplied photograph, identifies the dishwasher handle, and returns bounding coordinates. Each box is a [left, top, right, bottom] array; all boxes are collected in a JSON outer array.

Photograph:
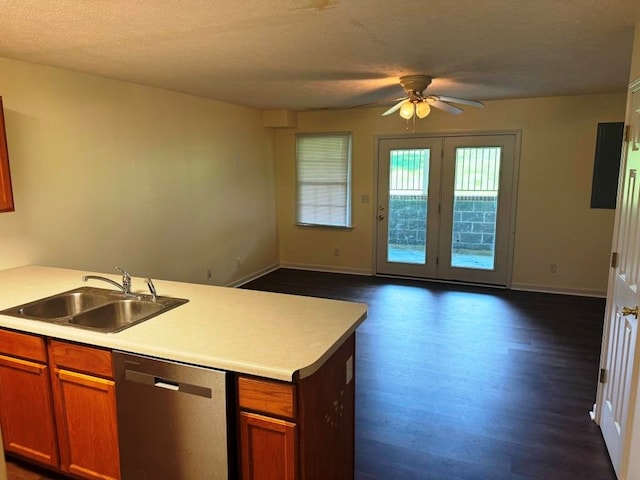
[[154, 379, 179, 391], [124, 369, 213, 398]]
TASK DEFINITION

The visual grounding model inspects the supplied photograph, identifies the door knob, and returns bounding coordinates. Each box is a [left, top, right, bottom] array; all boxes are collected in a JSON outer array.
[[622, 306, 638, 318], [378, 214, 384, 221]]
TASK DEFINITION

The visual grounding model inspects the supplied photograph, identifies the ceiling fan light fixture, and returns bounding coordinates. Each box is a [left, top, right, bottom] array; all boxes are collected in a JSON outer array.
[[415, 101, 431, 118], [382, 74, 482, 122], [399, 101, 415, 120]]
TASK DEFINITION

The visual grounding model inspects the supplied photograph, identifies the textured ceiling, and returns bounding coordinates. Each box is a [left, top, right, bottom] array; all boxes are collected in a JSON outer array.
[[1, 0, 639, 110]]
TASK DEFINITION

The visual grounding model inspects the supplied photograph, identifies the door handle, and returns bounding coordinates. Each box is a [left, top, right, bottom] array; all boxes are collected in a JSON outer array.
[[622, 306, 638, 318], [378, 214, 384, 221]]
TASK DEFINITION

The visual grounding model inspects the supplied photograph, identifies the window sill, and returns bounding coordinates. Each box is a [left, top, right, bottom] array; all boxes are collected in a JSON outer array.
[[296, 223, 354, 230]]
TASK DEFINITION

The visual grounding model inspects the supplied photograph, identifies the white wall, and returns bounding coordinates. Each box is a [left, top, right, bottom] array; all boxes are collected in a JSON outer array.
[[0, 57, 278, 286]]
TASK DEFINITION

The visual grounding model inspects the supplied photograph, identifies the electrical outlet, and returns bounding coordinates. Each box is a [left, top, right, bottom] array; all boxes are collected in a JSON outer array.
[[549, 263, 557, 274], [206, 269, 212, 279], [236, 257, 243, 269], [346, 355, 353, 384], [333, 248, 340, 256]]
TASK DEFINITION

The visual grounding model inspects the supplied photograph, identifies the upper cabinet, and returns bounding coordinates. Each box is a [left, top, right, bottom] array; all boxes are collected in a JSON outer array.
[[0, 97, 14, 212]]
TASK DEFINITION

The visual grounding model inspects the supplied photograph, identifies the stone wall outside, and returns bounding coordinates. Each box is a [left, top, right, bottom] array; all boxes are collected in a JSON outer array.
[[388, 195, 497, 251]]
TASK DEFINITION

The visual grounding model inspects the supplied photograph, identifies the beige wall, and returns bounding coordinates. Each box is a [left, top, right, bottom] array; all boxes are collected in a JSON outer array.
[[0, 54, 629, 295], [0, 57, 278, 286], [630, 22, 640, 82], [274, 93, 626, 296]]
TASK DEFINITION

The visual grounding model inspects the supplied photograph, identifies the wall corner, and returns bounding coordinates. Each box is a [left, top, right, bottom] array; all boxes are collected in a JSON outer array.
[[263, 109, 298, 128]]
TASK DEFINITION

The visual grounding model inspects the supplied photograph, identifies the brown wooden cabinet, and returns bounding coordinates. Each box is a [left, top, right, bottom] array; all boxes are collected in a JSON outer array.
[[0, 330, 120, 480], [0, 97, 14, 213], [49, 340, 120, 480], [239, 377, 298, 480], [0, 330, 57, 467], [0, 326, 356, 480], [238, 333, 356, 480], [240, 411, 297, 480]]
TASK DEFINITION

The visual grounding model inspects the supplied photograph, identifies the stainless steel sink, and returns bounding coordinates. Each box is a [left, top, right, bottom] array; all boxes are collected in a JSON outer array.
[[69, 299, 164, 331], [0, 286, 188, 333], [16, 290, 112, 318]]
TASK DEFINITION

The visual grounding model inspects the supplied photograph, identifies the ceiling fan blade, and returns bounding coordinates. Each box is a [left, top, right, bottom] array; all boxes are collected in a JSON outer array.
[[382, 97, 408, 116], [434, 95, 484, 108], [427, 97, 463, 115]]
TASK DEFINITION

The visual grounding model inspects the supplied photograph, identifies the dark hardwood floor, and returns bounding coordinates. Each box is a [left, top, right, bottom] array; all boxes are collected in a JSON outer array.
[[5, 458, 66, 480], [242, 269, 617, 480], [5, 269, 616, 480]]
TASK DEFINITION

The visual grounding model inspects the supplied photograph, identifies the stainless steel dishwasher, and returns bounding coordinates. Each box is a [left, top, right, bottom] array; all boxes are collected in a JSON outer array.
[[113, 351, 232, 480]]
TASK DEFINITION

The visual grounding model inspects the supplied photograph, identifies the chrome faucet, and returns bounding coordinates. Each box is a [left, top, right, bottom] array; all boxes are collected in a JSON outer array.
[[116, 267, 132, 294], [82, 267, 133, 295], [145, 278, 158, 300]]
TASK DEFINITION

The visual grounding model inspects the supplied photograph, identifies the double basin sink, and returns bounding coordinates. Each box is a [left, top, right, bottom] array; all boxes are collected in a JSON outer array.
[[0, 286, 188, 333]]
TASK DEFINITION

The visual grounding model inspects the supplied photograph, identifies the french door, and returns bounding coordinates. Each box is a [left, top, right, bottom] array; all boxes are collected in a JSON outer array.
[[376, 134, 517, 286]]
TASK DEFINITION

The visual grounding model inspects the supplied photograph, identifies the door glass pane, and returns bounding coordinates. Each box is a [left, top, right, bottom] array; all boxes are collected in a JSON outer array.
[[451, 147, 501, 270], [387, 149, 429, 264]]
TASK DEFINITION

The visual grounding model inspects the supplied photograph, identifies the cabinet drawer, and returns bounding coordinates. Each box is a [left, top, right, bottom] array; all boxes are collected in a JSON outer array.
[[49, 340, 113, 379], [238, 376, 296, 419], [0, 328, 46, 362]]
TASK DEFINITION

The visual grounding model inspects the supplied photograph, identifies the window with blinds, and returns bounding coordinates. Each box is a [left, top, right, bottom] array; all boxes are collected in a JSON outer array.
[[296, 133, 352, 228]]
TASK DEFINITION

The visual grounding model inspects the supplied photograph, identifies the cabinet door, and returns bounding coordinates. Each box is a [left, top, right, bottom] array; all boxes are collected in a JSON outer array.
[[240, 411, 297, 480], [51, 368, 120, 480], [0, 355, 58, 467], [0, 97, 14, 213]]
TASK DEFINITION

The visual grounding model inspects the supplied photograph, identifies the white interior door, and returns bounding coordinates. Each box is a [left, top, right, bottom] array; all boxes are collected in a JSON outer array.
[[598, 80, 640, 480], [376, 134, 517, 286]]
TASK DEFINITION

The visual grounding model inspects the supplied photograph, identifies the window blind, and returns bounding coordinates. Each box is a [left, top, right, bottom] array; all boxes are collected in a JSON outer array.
[[296, 133, 352, 227]]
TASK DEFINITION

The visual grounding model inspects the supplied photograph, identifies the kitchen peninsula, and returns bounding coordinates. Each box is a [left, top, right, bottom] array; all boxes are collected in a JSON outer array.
[[0, 265, 367, 479]]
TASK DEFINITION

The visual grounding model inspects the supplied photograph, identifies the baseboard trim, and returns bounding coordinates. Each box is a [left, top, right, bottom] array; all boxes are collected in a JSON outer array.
[[511, 283, 606, 298], [227, 263, 280, 287]]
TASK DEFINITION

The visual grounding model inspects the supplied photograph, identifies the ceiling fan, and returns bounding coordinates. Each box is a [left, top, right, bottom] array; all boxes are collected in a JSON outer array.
[[382, 75, 484, 120]]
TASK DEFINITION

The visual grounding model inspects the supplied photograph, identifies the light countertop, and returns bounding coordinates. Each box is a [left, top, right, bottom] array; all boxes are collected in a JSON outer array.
[[0, 266, 367, 381]]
